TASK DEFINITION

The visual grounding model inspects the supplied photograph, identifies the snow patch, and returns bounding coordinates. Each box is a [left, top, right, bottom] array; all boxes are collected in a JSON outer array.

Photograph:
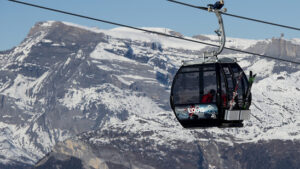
[[41, 39, 52, 43], [291, 38, 300, 45], [90, 42, 137, 63], [40, 21, 56, 27], [62, 21, 103, 33]]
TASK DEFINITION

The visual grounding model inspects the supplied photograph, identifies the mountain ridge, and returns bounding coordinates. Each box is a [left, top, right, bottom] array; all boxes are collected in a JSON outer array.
[[0, 21, 299, 168]]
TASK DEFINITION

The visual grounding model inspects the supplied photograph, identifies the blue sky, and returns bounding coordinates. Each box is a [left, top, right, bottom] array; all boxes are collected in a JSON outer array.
[[1, 0, 300, 51]]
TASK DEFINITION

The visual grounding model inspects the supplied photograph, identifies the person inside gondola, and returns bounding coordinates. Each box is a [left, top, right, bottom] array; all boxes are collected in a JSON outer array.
[[201, 89, 216, 103], [221, 90, 227, 107]]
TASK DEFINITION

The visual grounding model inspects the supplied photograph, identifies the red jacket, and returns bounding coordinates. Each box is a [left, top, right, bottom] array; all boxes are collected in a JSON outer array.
[[201, 93, 213, 103]]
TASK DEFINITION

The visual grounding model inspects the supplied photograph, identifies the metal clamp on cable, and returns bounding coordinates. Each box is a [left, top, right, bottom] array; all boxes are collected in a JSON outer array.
[[207, 0, 227, 12]]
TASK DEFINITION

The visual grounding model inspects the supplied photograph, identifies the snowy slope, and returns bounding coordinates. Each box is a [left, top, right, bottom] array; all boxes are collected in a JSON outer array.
[[61, 21, 300, 142], [0, 21, 299, 168]]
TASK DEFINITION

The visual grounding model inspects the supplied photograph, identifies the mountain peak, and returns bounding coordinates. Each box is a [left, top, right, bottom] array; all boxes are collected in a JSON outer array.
[[27, 21, 57, 37], [1, 21, 300, 168]]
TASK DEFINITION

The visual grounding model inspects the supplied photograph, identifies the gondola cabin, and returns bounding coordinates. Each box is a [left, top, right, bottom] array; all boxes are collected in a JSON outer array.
[[170, 58, 251, 128]]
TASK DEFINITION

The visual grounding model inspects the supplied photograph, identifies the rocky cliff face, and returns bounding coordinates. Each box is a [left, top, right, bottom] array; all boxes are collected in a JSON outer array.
[[0, 21, 300, 169], [246, 38, 300, 59]]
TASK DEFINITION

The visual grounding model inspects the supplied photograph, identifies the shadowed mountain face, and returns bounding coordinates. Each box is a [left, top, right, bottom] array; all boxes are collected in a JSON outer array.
[[0, 21, 299, 169]]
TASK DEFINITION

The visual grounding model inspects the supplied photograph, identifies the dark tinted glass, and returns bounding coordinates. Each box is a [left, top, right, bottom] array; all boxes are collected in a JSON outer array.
[[231, 65, 244, 100], [223, 66, 230, 75], [229, 64, 249, 109], [242, 74, 249, 94], [203, 66, 215, 71], [220, 69, 227, 107], [173, 72, 200, 105], [201, 71, 217, 103]]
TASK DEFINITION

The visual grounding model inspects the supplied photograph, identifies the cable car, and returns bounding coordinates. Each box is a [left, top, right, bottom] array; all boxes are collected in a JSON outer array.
[[170, 57, 252, 128], [170, 2, 253, 128]]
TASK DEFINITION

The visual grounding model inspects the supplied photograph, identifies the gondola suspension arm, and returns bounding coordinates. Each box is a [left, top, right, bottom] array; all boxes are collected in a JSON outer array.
[[184, 1, 226, 65], [204, 9, 226, 58]]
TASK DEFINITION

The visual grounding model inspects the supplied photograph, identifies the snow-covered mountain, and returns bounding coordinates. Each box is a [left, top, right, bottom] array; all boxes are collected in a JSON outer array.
[[0, 21, 300, 169]]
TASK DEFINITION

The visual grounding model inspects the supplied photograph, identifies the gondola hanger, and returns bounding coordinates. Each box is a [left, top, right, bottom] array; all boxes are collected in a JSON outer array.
[[170, 1, 253, 128]]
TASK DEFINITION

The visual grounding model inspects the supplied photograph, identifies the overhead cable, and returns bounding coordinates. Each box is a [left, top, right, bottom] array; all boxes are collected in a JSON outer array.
[[7, 0, 300, 65], [168, 0, 300, 32]]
